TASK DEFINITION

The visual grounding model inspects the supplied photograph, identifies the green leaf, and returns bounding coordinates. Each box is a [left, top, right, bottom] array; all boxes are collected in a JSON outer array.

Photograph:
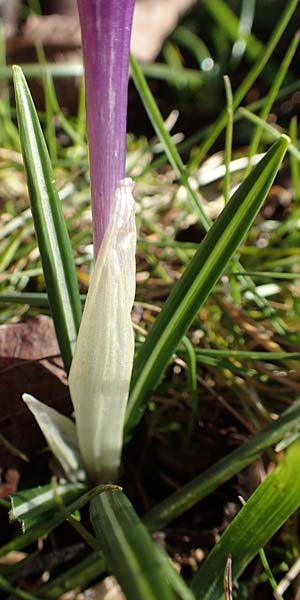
[[0, 574, 45, 600], [9, 481, 86, 533], [245, 31, 300, 176], [130, 53, 211, 232], [204, 0, 263, 62], [125, 135, 289, 438], [13, 65, 82, 372], [0, 484, 117, 558], [23, 394, 86, 483], [190, 440, 300, 599], [90, 490, 177, 600], [156, 548, 196, 600], [144, 403, 300, 531], [38, 551, 105, 599]]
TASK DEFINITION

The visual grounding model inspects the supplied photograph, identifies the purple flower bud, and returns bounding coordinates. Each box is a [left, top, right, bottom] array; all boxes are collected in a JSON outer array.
[[78, 0, 136, 255]]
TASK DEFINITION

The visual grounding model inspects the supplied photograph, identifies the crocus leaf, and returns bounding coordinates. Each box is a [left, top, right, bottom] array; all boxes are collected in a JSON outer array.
[[190, 440, 300, 599], [90, 489, 176, 600], [155, 548, 196, 600], [69, 179, 136, 483], [0, 484, 118, 559], [13, 65, 82, 372], [23, 393, 86, 482], [125, 135, 289, 439], [38, 551, 106, 599], [0, 573, 46, 599], [9, 481, 86, 533], [144, 403, 300, 532]]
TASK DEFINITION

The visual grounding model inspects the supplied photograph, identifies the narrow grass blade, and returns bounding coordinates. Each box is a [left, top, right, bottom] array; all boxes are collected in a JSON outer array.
[[182, 336, 198, 439], [223, 75, 233, 204], [125, 136, 289, 438], [36, 45, 57, 162], [148, 77, 300, 170], [0, 575, 44, 600], [90, 490, 176, 600], [258, 544, 281, 598], [0, 292, 86, 306], [204, 0, 262, 62], [193, 349, 300, 361], [289, 115, 300, 203], [245, 31, 300, 176], [38, 551, 105, 599], [144, 403, 300, 532], [130, 53, 211, 231], [0, 61, 204, 88], [189, 0, 298, 170], [190, 440, 300, 599], [0, 484, 118, 558], [236, 0, 256, 61], [156, 548, 196, 600], [239, 107, 300, 162], [13, 66, 82, 372], [172, 26, 213, 71]]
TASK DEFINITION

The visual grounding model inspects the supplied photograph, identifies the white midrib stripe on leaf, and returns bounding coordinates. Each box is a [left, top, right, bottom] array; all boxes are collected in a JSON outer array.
[[10, 484, 83, 520], [22, 87, 77, 350]]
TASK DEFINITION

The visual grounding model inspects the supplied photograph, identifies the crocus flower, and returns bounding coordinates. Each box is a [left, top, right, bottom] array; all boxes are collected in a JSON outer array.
[[78, 0, 136, 255], [23, 0, 137, 484], [69, 0, 137, 481]]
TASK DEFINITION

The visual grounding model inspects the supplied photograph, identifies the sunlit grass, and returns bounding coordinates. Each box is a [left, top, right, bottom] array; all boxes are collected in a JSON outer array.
[[0, 0, 300, 597]]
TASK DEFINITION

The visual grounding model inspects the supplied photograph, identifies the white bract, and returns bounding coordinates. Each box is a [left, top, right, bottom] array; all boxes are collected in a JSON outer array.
[[24, 179, 136, 483], [69, 178, 136, 482], [23, 393, 85, 482]]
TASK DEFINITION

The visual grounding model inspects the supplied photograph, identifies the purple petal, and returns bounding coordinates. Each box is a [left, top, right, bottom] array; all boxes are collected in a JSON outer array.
[[78, 0, 135, 255]]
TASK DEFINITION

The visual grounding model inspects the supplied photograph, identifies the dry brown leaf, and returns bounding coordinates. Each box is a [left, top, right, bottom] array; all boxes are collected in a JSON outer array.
[[132, 0, 197, 61], [22, 14, 81, 48], [0, 551, 27, 566], [5, 0, 197, 113], [7, 0, 197, 62], [0, 315, 71, 470], [0, 468, 20, 497]]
